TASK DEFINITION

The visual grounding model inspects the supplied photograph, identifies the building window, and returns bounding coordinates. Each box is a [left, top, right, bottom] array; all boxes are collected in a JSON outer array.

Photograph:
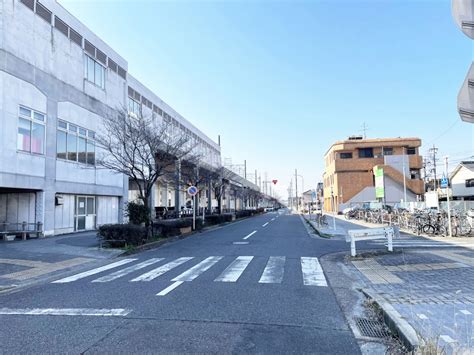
[[84, 55, 105, 89], [358, 148, 374, 158], [406, 147, 416, 155], [383, 147, 393, 156], [339, 152, 352, 159], [17, 106, 45, 155], [57, 119, 95, 166], [466, 179, 474, 188], [128, 97, 141, 117]]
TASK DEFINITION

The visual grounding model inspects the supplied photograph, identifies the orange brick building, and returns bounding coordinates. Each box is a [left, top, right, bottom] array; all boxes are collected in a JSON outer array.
[[323, 137, 425, 212]]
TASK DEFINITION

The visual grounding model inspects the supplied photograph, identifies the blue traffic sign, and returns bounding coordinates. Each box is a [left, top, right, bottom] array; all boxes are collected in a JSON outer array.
[[187, 186, 198, 196], [440, 177, 448, 188]]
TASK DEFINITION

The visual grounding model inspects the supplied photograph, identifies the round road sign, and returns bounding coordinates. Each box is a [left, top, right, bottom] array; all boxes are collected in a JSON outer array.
[[187, 186, 198, 196]]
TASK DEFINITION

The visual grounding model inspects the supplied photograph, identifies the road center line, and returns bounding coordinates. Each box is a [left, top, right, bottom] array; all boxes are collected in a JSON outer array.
[[262, 222, 269, 227], [0, 308, 131, 317], [156, 281, 184, 296], [271, 218, 275, 221], [243, 231, 257, 240]]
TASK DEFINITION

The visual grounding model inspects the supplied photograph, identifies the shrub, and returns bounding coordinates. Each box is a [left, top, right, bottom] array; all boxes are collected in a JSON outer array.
[[205, 213, 234, 225], [152, 217, 202, 237], [236, 210, 253, 219], [126, 202, 150, 225], [98, 224, 147, 247]]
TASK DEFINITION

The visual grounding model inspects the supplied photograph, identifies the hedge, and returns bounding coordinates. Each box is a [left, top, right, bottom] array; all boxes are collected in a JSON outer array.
[[153, 217, 203, 237], [98, 224, 147, 247], [204, 213, 234, 225]]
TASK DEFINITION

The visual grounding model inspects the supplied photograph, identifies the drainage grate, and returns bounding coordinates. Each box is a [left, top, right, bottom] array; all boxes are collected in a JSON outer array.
[[354, 317, 391, 338]]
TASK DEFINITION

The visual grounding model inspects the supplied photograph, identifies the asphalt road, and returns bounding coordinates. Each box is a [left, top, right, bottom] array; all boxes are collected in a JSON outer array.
[[0, 210, 361, 354]]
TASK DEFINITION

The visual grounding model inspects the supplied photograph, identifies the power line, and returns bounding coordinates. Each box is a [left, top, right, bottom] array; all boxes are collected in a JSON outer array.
[[425, 118, 460, 146]]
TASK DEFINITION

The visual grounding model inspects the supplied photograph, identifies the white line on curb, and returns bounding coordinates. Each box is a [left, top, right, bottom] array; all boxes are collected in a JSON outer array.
[[243, 231, 257, 240], [0, 308, 131, 317], [156, 281, 184, 296]]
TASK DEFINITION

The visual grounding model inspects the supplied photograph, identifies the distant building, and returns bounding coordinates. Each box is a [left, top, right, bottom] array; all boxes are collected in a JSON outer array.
[[449, 161, 474, 200], [322, 136, 425, 212]]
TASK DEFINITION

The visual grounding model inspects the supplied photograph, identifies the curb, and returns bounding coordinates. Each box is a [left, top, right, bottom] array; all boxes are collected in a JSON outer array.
[[362, 288, 419, 351]]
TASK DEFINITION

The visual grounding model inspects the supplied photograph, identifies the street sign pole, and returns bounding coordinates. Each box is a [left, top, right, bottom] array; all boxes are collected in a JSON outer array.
[[444, 157, 452, 238], [193, 195, 196, 231]]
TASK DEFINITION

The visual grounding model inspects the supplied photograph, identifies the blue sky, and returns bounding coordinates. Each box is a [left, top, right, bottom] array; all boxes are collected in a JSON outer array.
[[60, 0, 473, 198]]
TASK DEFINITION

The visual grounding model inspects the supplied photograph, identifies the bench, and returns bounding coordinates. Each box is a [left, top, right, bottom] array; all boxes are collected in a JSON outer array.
[[0, 222, 44, 241], [346, 226, 399, 257]]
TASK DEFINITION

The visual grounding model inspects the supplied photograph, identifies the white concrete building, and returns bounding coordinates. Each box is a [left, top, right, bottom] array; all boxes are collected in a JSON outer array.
[[0, 0, 221, 235], [449, 161, 474, 200]]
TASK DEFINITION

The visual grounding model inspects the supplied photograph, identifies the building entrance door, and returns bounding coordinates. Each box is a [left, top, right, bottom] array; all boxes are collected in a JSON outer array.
[[74, 196, 96, 231]]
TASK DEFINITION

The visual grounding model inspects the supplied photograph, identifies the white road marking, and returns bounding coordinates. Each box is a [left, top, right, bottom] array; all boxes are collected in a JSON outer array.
[[259, 256, 285, 284], [215, 256, 254, 282], [301, 257, 328, 286], [417, 313, 428, 320], [460, 310, 472, 315], [233, 242, 249, 245], [0, 308, 131, 317], [156, 281, 184, 296], [271, 218, 275, 221], [172, 256, 223, 282], [52, 259, 137, 283], [130, 257, 193, 282], [92, 258, 164, 283], [243, 231, 257, 240], [440, 335, 456, 343], [262, 222, 269, 227]]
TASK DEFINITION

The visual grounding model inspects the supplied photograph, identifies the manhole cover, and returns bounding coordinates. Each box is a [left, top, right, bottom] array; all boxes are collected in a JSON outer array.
[[354, 317, 391, 338]]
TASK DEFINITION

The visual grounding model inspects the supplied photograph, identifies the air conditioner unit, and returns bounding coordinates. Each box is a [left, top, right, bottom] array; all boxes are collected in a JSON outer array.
[[55, 195, 64, 206]]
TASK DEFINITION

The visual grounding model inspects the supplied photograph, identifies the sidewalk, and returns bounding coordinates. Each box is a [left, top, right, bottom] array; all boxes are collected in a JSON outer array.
[[316, 216, 474, 353], [0, 231, 122, 293]]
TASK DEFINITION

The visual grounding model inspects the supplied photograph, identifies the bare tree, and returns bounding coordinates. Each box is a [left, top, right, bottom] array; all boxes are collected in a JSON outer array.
[[211, 167, 236, 214], [95, 108, 199, 233]]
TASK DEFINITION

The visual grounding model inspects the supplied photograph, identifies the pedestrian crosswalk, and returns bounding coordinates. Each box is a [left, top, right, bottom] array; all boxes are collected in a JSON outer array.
[[52, 256, 328, 288]]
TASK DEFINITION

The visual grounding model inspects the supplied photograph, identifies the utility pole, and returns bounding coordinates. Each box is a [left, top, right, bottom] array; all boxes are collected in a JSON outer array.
[[445, 156, 452, 238], [244, 160, 247, 180], [254, 169, 257, 185], [295, 169, 298, 211], [429, 145, 438, 191]]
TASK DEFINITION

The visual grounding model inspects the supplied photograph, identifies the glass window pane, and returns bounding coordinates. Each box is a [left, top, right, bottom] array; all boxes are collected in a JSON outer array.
[[17, 118, 31, 151], [87, 56, 95, 82], [77, 216, 86, 230], [88, 131, 95, 139], [86, 197, 95, 214], [86, 141, 95, 165], [31, 122, 45, 154], [33, 112, 45, 122], [58, 120, 67, 129], [67, 134, 77, 161], [77, 197, 86, 215], [19, 107, 31, 117], [57, 130, 67, 159], [78, 137, 86, 164], [69, 124, 77, 133], [79, 128, 87, 136]]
